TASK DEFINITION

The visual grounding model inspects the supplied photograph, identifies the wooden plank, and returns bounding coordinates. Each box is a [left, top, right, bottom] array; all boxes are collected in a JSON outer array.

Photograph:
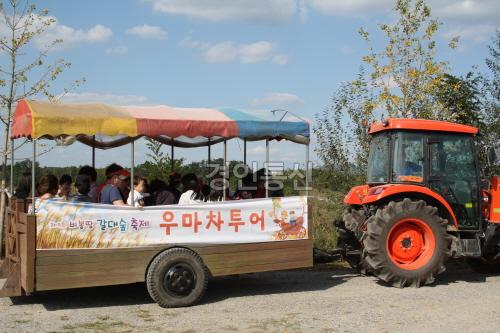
[[208, 259, 312, 276], [36, 266, 146, 291], [37, 249, 165, 266], [35, 240, 312, 291], [24, 215, 36, 294], [36, 246, 311, 275], [36, 240, 311, 257]]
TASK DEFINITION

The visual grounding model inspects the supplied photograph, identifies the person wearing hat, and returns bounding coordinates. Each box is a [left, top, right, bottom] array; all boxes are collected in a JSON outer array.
[[99, 167, 130, 206], [71, 175, 93, 203]]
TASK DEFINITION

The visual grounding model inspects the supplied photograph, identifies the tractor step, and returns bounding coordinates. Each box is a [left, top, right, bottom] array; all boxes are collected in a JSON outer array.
[[456, 238, 482, 258]]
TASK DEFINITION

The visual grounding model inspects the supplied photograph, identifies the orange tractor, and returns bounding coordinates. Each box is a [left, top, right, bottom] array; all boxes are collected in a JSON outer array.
[[337, 118, 500, 287]]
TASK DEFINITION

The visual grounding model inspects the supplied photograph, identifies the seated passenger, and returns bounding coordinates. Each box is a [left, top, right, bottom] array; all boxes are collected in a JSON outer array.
[[100, 169, 130, 206], [127, 175, 149, 207], [168, 172, 182, 203], [233, 171, 256, 200], [147, 179, 176, 206], [14, 171, 32, 201], [96, 163, 125, 201], [71, 175, 93, 203], [78, 165, 98, 202], [57, 174, 72, 200], [37, 175, 59, 200], [207, 174, 226, 202], [254, 168, 268, 198], [179, 173, 205, 204]]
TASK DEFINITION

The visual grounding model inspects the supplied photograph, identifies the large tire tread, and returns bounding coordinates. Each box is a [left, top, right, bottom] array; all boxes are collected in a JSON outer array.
[[361, 198, 452, 288], [146, 247, 209, 308]]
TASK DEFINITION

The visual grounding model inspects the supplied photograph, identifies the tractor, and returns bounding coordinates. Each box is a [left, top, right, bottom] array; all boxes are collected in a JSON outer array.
[[337, 118, 500, 287]]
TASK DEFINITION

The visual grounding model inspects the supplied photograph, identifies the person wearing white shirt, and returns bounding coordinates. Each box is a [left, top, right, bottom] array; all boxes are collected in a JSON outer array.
[[178, 173, 205, 205], [127, 176, 149, 207]]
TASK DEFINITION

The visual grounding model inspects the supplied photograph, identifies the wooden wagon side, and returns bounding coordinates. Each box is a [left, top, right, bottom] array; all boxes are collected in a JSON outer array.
[[0, 199, 36, 296], [1, 199, 313, 294]]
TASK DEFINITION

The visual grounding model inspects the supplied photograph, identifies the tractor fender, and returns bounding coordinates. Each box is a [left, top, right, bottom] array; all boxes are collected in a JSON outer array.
[[346, 184, 458, 227]]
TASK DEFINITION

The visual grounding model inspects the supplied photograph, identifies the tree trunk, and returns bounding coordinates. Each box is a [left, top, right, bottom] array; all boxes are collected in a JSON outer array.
[[0, 180, 5, 258]]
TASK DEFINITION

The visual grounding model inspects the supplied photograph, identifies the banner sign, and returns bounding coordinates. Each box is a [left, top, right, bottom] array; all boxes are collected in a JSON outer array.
[[35, 196, 308, 249]]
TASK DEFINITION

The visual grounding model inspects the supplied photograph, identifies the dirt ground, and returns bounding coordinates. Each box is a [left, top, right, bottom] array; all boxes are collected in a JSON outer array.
[[0, 261, 499, 333]]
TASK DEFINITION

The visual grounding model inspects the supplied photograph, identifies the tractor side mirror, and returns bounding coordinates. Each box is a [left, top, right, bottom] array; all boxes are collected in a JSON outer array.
[[487, 147, 498, 165]]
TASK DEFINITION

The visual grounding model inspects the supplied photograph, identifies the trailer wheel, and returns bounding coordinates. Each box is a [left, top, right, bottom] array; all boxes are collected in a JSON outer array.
[[146, 248, 208, 308], [362, 199, 452, 287]]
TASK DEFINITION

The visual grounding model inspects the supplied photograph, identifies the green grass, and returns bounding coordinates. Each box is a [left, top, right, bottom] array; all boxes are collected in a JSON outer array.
[[310, 189, 345, 250]]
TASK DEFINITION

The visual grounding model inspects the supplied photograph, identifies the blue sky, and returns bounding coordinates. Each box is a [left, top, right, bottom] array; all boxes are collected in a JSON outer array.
[[7, 0, 499, 168]]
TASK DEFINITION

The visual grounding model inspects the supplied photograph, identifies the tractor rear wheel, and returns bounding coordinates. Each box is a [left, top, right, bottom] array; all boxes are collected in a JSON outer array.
[[362, 199, 452, 287]]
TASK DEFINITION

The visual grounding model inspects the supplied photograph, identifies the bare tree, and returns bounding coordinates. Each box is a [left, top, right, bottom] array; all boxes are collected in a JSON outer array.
[[0, 0, 83, 256]]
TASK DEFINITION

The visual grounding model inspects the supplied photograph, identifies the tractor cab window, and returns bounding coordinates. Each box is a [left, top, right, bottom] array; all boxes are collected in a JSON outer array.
[[428, 135, 479, 228], [367, 134, 390, 183], [392, 133, 424, 183]]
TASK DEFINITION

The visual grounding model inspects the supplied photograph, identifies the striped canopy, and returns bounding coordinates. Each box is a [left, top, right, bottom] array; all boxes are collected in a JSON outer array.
[[11, 100, 310, 148]]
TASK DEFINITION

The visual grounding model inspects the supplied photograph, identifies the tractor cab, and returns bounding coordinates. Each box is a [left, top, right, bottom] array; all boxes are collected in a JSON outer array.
[[366, 119, 481, 229]]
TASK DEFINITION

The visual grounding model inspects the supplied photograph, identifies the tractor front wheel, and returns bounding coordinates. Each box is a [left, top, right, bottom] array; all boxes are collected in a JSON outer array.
[[362, 199, 452, 287]]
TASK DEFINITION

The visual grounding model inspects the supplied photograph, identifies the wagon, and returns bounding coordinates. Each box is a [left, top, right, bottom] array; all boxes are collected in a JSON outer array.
[[0, 100, 312, 307]]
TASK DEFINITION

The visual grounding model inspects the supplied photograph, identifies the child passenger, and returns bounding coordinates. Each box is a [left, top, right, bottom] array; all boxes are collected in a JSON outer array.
[[127, 175, 148, 207], [57, 174, 72, 200], [71, 175, 93, 203]]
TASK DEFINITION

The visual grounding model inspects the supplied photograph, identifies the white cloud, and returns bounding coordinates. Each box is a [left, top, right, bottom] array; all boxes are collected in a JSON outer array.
[[310, 0, 392, 17], [126, 24, 168, 39], [105, 45, 128, 56], [433, 0, 499, 44], [0, 14, 112, 51], [34, 19, 112, 50], [443, 24, 497, 44], [309, 0, 499, 43], [182, 39, 288, 65], [251, 92, 303, 108], [59, 92, 149, 105], [434, 0, 499, 23], [272, 55, 289, 65], [248, 146, 280, 154], [148, 0, 296, 24]]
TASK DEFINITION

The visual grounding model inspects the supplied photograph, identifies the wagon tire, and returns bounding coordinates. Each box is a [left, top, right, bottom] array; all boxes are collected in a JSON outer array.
[[146, 247, 208, 308], [362, 199, 452, 287], [278, 230, 287, 240]]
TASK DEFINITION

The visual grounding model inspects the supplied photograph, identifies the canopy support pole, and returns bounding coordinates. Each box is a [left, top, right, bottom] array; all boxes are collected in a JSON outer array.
[[92, 135, 96, 168], [171, 144, 174, 171], [10, 138, 14, 194], [130, 141, 135, 206], [207, 138, 211, 165], [243, 139, 247, 165], [31, 139, 36, 214], [223, 139, 227, 201], [265, 139, 269, 198], [305, 143, 310, 197]]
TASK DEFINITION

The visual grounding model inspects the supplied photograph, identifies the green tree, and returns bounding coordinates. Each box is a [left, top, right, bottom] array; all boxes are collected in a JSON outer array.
[[481, 31, 500, 175], [315, 0, 458, 171], [141, 138, 184, 181]]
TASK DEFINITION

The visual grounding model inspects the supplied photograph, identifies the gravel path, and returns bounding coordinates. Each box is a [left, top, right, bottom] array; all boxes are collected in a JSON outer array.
[[0, 261, 499, 333]]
